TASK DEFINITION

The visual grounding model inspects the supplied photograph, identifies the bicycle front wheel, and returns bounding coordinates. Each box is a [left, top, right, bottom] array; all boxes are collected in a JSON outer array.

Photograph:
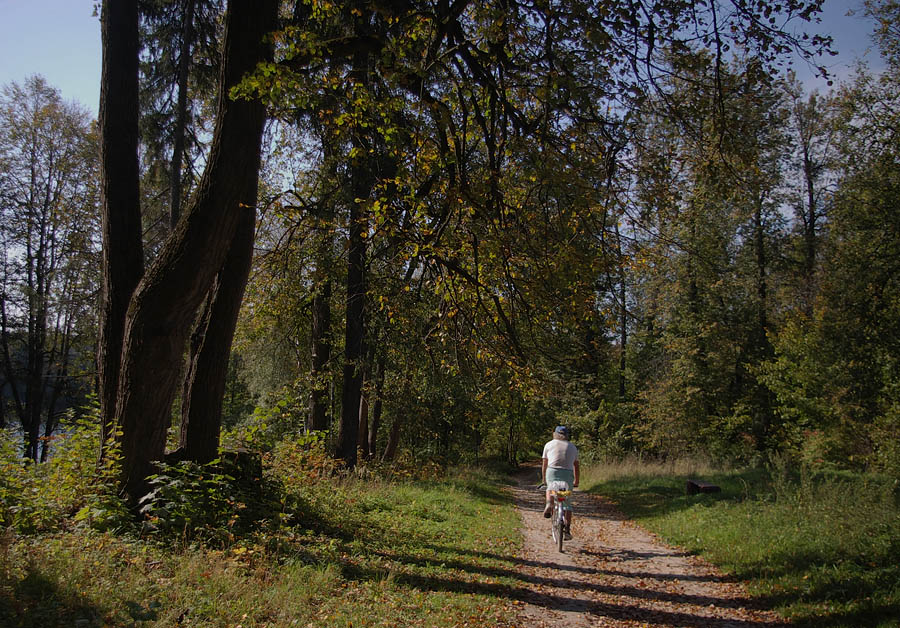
[[556, 514, 565, 552]]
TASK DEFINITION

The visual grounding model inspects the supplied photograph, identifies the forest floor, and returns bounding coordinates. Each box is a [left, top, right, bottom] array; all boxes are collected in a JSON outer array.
[[508, 464, 788, 627]]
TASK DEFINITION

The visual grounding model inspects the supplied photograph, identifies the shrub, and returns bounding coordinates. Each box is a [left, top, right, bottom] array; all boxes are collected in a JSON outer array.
[[0, 401, 129, 534], [139, 458, 241, 545]]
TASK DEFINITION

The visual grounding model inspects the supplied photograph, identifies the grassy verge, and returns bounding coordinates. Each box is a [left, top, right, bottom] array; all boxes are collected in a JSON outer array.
[[0, 468, 522, 627], [583, 458, 900, 628]]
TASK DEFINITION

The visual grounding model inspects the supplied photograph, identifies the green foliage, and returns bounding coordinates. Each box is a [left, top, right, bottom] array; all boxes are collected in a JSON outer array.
[[0, 467, 521, 627], [73, 434, 132, 534], [556, 401, 640, 462], [220, 387, 307, 453], [0, 75, 99, 461], [0, 430, 29, 530], [265, 431, 336, 489], [139, 459, 238, 544], [138, 450, 285, 547], [0, 402, 129, 534], [588, 460, 900, 627]]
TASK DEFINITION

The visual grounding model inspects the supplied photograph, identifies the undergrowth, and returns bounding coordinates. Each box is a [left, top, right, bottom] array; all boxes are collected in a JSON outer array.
[[0, 422, 523, 627], [585, 456, 900, 627]]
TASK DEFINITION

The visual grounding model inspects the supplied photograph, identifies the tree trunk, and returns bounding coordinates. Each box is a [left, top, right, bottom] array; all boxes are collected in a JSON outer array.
[[615, 221, 627, 400], [112, 0, 277, 503], [357, 366, 370, 456], [367, 357, 385, 459], [382, 414, 402, 462], [309, 231, 332, 433], [336, 14, 373, 468], [97, 0, 144, 455], [338, 192, 367, 465], [0, 298, 25, 431], [801, 139, 818, 315], [177, 201, 256, 464], [169, 0, 197, 230], [752, 199, 773, 448]]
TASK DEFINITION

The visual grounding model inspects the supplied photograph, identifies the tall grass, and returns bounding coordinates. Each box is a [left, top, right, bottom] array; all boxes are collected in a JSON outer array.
[[1, 447, 524, 627], [579, 454, 722, 486], [585, 457, 900, 627]]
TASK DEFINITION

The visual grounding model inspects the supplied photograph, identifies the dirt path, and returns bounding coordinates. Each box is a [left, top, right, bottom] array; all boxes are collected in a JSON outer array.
[[508, 467, 787, 627]]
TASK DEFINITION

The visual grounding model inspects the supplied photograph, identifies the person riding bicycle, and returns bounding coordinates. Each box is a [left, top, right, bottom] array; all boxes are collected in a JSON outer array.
[[542, 425, 579, 538]]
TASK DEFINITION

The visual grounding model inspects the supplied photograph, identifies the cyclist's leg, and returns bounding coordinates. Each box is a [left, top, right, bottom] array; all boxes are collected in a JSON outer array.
[[546, 468, 574, 521], [548, 468, 575, 538]]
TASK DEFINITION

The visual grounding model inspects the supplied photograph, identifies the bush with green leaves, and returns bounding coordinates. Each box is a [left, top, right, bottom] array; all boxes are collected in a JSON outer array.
[[220, 387, 306, 453], [138, 459, 240, 544], [0, 403, 129, 534]]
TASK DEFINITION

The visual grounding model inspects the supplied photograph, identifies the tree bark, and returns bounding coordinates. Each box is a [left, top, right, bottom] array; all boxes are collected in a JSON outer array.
[[113, 0, 277, 502], [752, 198, 773, 448], [97, 0, 144, 455], [177, 200, 256, 464], [382, 414, 402, 462], [357, 366, 370, 455], [367, 357, 385, 459], [309, 225, 333, 433], [169, 0, 197, 230], [615, 221, 627, 400], [336, 11, 374, 468]]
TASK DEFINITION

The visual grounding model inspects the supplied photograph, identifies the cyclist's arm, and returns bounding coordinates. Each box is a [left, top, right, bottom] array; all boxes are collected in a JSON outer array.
[[541, 457, 548, 485], [573, 459, 580, 487]]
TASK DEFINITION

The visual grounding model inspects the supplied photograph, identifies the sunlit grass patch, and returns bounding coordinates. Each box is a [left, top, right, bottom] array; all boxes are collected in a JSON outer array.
[[585, 459, 900, 627], [0, 466, 523, 627]]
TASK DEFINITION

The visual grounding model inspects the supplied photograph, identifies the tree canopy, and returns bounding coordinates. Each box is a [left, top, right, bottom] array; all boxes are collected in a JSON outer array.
[[2, 0, 899, 502]]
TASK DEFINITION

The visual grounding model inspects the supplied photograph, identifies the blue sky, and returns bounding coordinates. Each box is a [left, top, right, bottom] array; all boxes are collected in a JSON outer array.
[[0, 0, 886, 117], [0, 0, 101, 113]]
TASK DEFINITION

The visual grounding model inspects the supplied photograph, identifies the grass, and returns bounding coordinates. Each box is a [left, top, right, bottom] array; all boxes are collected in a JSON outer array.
[[0, 467, 523, 627], [583, 456, 900, 627]]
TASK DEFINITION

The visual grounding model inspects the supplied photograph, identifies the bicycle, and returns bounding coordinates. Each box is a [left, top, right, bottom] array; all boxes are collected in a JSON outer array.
[[543, 480, 573, 552]]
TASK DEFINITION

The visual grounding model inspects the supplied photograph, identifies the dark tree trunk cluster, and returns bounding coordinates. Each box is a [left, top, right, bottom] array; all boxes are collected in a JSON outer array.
[[98, 0, 277, 503]]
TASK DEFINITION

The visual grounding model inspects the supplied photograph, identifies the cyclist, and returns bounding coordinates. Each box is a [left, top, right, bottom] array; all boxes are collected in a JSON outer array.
[[542, 425, 579, 539]]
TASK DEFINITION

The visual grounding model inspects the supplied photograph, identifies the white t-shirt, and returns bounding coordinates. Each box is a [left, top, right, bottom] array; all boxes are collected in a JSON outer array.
[[542, 439, 578, 470]]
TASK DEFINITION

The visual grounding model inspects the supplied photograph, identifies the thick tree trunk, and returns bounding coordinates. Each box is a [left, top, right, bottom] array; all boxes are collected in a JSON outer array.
[[113, 0, 276, 503], [177, 201, 256, 464], [97, 0, 144, 455]]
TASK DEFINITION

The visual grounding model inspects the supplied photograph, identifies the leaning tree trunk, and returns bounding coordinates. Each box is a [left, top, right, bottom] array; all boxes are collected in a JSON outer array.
[[112, 0, 277, 503], [177, 201, 256, 464], [97, 0, 144, 455]]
